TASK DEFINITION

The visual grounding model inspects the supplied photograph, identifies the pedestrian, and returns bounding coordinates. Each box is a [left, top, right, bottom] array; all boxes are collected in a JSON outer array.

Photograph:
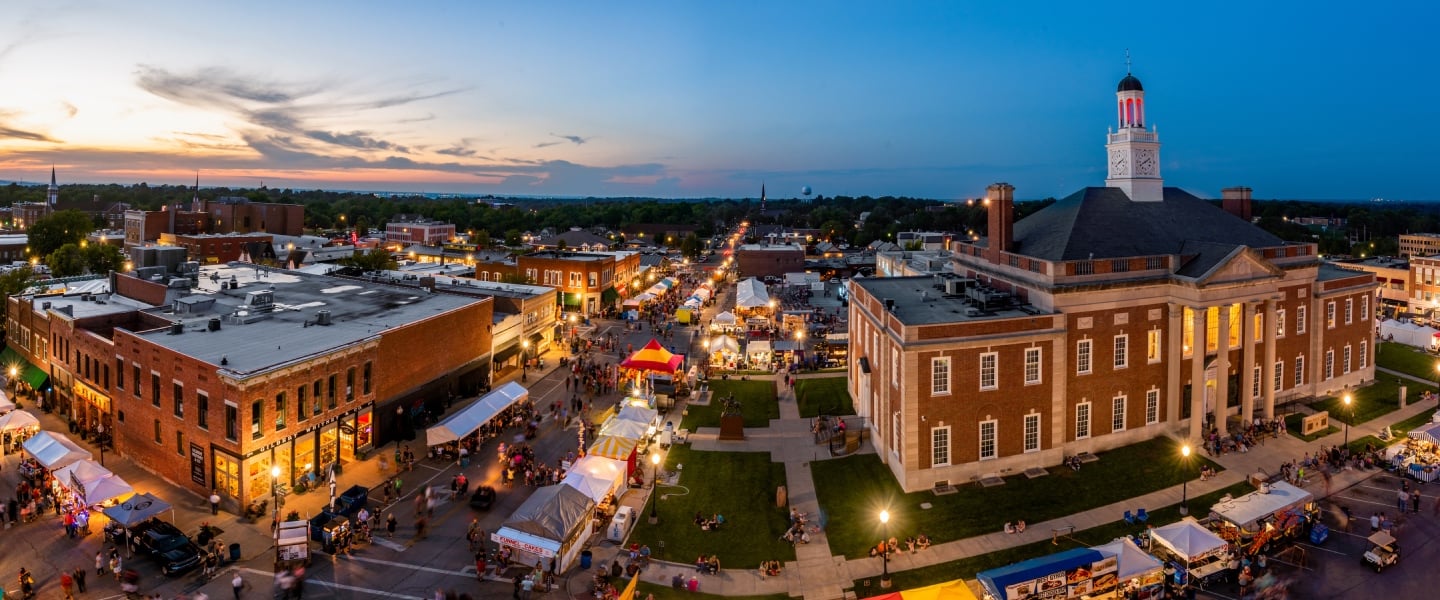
[[96, 551, 105, 575], [110, 555, 121, 580], [233, 571, 245, 599], [73, 567, 86, 592], [521, 575, 535, 600], [512, 575, 522, 600], [60, 570, 75, 599], [210, 490, 222, 515], [387, 514, 398, 537], [1398, 488, 1409, 513], [1413, 489, 1422, 513]]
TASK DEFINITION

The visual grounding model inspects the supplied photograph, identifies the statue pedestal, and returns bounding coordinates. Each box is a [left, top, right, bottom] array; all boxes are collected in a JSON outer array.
[[718, 414, 746, 440]]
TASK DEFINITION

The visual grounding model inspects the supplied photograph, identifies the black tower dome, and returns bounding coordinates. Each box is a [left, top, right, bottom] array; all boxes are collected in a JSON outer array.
[[1117, 74, 1143, 92]]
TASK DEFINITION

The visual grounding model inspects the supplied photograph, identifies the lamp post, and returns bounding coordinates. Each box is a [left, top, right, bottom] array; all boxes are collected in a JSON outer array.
[[1343, 394, 1353, 452], [878, 509, 892, 588], [649, 452, 663, 524], [1179, 445, 1192, 515]]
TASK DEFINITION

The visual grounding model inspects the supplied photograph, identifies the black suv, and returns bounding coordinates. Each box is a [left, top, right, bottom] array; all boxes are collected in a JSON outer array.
[[130, 520, 203, 576]]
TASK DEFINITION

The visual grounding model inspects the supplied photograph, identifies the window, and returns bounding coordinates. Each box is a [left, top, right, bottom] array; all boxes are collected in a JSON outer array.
[[297, 385, 307, 423], [1112, 395, 1126, 432], [197, 392, 209, 430], [346, 368, 356, 402], [1253, 313, 1263, 343], [588, 272, 597, 288], [312, 381, 322, 415], [251, 400, 263, 439], [1295, 355, 1305, 387], [1360, 341, 1368, 369], [1227, 305, 1241, 348], [1024, 348, 1042, 384], [1076, 402, 1091, 440], [979, 352, 998, 390], [1113, 334, 1128, 369], [1276, 309, 1286, 338], [1024, 414, 1040, 452], [225, 404, 238, 441], [1077, 339, 1093, 375], [1326, 301, 1336, 329], [1325, 350, 1335, 380], [173, 382, 184, 419], [1145, 389, 1159, 425], [1362, 296, 1369, 320], [1183, 307, 1195, 356], [1344, 298, 1353, 325], [154, 419, 162, 444], [133, 364, 141, 398], [979, 420, 997, 460], [1253, 366, 1262, 398], [328, 374, 338, 409], [891, 348, 899, 388], [1297, 306, 1307, 334], [176, 431, 184, 456], [931, 426, 951, 467], [275, 392, 287, 430], [1274, 361, 1284, 392], [1147, 330, 1161, 363], [364, 362, 373, 395], [931, 357, 951, 395], [116, 358, 125, 390], [151, 372, 161, 407]]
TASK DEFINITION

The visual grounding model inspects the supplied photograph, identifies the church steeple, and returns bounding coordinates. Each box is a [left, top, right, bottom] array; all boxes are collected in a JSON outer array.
[[1104, 58, 1163, 202], [760, 182, 766, 213], [192, 172, 202, 211], [47, 166, 58, 206]]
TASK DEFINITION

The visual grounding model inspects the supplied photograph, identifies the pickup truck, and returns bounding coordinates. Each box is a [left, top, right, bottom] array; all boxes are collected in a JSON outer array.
[[130, 519, 203, 576]]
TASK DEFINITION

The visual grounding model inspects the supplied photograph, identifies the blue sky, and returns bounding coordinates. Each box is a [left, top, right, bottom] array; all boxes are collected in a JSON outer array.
[[0, 1, 1434, 199]]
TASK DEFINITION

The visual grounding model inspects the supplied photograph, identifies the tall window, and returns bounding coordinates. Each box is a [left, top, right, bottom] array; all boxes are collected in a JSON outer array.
[[1113, 335, 1128, 369], [116, 358, 125, 390], [327, 374, 338, 409], [173, 382, 184, 418], [1277, 309, 1287, 338], [1360, 341, 1368, 369], [1145, 389, 1159, 425], [1274, 360, 1284, 392], [891, 349, 899, 388], [312, 381, 322, 415], [363, 362, 373, 395], [133, 364, 142, 398], [931, 427, 950, 467], [275, 392, 287, 430], [225, 404, 238, 441], [251, 400, 263, 439], [154, 419, 162, 444], [297, 385, 308, 423], [979, 353, 998, 390], [1077, 339, 1093, 375], [1023, 414, 1040, 453], [1206, 306, 1220, 352], [1362, 296, 1369, 320], [1253, 312, 1264, 342], [1344, 298, 1353, 324], [1295, 355, 1305, 387], [197, 392, 209, 430], [151, 372, 161, 408], [931, 357, 951, 395], [1183, 307, 1195, 356], [1227, 305, 1241, 348], [1324, 350, 1334, 380], [1112, 395, 1126, 433], [978, 420, 997, 460], [1296, 306, 1306, 334], [1024, 348, 1042, 384], [1344, 345, 1352, 374], [346, 368, 356, 402], [1253, 366, 1262, 398], [1076, 402, 1091, 440], [1326, 301, 1336, 329], [176, 431, 184, 456], [1147, 330, 1161, 363]]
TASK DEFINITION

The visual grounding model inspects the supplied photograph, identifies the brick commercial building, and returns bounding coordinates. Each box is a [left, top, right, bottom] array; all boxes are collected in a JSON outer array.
[[1399, 233, 1440, 259], [124, 191, 304, 250], [736, 243, 805, 279], [157, 232, 277, 264], [848, 73, 1377, 492], [386, 216, 457, 245], [517, 250, 641, 315]]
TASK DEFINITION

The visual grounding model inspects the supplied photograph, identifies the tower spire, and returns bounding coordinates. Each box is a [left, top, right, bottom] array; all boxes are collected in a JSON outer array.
[[47, 165, 59, 206], [1125, 48, 1131, 74]]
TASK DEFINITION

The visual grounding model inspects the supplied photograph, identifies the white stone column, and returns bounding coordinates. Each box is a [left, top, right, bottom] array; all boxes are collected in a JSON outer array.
[[1167, 304, 1183, 426], [1263, 299, 1278, 420], [1241, 302, 1257, 425], [1189, 307, 1207, 441], [1215, 305, 1231, 436]]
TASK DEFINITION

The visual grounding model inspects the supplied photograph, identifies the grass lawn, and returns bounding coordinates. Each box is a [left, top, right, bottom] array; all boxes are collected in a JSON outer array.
[[813, 436, 1223, 559], [1308, 378, 1435, 426], [1283, 413, 1339, 442], [682, 380, 778, 428], [795, 376, 855, 417], [1377, 342, 1439, 381], [637, 582, 788, 600], [627, 446, 794, 569], [1346, 409, 1439, 454], [851, 482, 1254, 593]]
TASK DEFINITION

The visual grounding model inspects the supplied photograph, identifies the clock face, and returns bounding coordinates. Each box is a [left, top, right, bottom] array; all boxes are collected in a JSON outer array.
[[1136, 149, 1154, 176], [1110, 150, 1128, 177]]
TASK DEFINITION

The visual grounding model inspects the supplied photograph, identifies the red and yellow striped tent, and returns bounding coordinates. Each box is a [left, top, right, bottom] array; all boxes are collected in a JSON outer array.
[[620, 339, 684, 373], [862, 579, 979, 600]]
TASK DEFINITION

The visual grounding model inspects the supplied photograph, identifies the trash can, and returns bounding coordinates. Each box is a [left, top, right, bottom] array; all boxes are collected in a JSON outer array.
[[580, 551, 592, 569], [228, 543, 241, 561]]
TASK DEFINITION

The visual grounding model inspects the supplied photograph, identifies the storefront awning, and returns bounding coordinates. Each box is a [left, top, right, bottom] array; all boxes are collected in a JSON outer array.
[[426, 382, 530, 446], [493, 343, 522, 364], [0, 347, 49, 389]]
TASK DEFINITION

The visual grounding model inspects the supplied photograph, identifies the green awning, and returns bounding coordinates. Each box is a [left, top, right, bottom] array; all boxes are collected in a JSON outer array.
[[562, 292, 582, 308], [0, 347, 49, 389], [600, 287, 619, 305]]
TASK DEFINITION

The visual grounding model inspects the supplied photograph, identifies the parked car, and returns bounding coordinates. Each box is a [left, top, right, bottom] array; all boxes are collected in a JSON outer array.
[[469, 486, 497, 511], [130, 519, 204, 576]]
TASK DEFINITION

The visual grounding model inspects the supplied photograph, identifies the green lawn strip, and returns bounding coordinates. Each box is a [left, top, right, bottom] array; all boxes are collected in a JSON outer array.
[[1308, 378, 1433, 426], [1345, 409, 1439, 454], [682, 380, 779, 428], [1283, 413, 1339, 442], [628, 446, 794, 569], [813, 437, 1222, 560], [1377, 342, 1438, 381], [795, 376, 856, 417], [636, 581, 789, 600], [851, 482, 1254, 593]]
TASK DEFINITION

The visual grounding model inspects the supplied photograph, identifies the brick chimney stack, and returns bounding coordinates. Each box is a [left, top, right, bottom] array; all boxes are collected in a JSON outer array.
[[1222, 187, 1253, 221], [986, 183, 1016, 264]]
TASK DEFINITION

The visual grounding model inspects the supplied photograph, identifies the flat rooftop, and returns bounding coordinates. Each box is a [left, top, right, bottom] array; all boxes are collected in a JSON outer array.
[[134, 264, 485, 378], [1317, 263, 1378, 283], [852, 276, 1042, 326], [30, 289, 155, 320]]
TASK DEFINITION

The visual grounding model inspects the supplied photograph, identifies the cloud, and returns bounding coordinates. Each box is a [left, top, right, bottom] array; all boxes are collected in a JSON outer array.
[[535, 133, 591, 148], [437, 146, 476, 157], [61, 102, 78, 118], [304, 129, 410, 153], [0, 124, 59, 143]]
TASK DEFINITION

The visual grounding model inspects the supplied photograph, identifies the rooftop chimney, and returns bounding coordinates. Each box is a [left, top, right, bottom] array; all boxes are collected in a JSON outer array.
[[1222, 187, 1253, 221], [985, 183, 1016, 265]]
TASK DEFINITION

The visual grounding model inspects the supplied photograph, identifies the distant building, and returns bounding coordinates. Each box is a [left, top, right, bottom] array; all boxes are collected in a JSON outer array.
[[736, 243, 805, 279], [123, 182, 303, 249], [896, 231, 952, 251], [386, 216, 456, 245], [1331, 256, 1409, 310], [516, 250, 641, 315], [530, 228, 614, 252], [1399, 233, 1440, 258], [157, 232, 276, 264]]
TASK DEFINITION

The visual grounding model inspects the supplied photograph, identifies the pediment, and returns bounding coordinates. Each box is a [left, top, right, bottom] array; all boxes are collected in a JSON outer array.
[[1195, 248, 1283, 286]]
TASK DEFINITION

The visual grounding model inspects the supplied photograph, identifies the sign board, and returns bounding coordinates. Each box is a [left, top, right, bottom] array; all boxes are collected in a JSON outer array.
[[491, 532, 556, 558], [1302, 412, 1329, 436], [190, 443, 207, 486]]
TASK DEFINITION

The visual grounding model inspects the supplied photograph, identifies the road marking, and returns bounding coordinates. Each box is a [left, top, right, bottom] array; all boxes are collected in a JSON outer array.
[[341, 555, 474, 577], [1296, 542, 1348, 556], [235, 567, 426, 599], [370, 535, 408, 552]]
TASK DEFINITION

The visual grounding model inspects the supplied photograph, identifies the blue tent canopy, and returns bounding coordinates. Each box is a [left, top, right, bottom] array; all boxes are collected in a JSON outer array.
[[977, 548, 1106, 599]]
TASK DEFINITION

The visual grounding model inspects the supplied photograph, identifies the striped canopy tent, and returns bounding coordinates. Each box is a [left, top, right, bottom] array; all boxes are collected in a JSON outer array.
[[620, 339, 684, 373], [588, 434, 639, 476], [861, 579, 979, 600]]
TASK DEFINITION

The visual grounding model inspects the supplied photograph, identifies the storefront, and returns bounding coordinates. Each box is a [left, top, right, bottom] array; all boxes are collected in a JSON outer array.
[[225, 403, 375, 504], [71, 381, 113, 434]]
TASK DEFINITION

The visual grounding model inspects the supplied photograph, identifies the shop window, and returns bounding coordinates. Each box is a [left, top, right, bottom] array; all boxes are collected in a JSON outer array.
[[213, 452, 239, 498], [346, 368, 356, 402], [275, 392, 287, 430], [197, 392, 209, 430], [251, 400, 263, 440], [363, 362, 373, 395]]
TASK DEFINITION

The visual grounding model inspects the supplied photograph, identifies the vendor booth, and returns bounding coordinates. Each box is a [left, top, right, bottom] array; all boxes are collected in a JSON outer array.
[[1395, 422, 1440, 482], [1379, 318, 1440, 350], [1091, 538, 1164, 600], [747, 340, 773, 368], [977, 547, 1118, 600], [0, 408, 40, 433], [54, 459, 135, 505], [0, 391, 14, 414], [735, 278, 772, 316], [1147, 518, 1230, 588], [494, 484, 596, 573], [1209, 482, 1317, 555], [599, 418, 649, 441], [587, 435, 639, 475], [23, 430, 93, 470], [861, 579, 979, 600], [424, 382, 530, 446], [711, 311, 739, 332], [614, 404, 659, 430], [561, 455, 627, 503], [708, 335, 741, 368]]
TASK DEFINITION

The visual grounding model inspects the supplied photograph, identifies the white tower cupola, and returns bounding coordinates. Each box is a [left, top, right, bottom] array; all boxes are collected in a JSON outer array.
[[1104, 68, 1163, 202], [47, 166, 59, 206]]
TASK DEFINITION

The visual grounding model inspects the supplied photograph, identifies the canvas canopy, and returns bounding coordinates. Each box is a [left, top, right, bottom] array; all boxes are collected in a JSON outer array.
[[614, 404, 658, 429], [1092, 537, 1163, 583], [54, 460, 136, 504], [0, 409, 39, 431], [588, 435, 638, 461], [1150, 518, 1228, 561], [23, 431, 93, 469], [977, 548, 1108, 600], [1379, 319, 1439, 348], [1211, 481, 1313, 530], [561, 455, 626, 503], [426, 382, 529, 446], [0, 390, 14, 413], [861, 579, 979, 600], [1409, 422, 1440, 445], [81, 473, 135, 505], [735, 278, 771, 309], [621, 339, 684, 373], [599, 418, 649, 441], [713, 311, 737, 325], [501, 483, 595, 543], [748, 340, 772, 356], [710, 336, 740, 354], [102, 492, 172, 527]]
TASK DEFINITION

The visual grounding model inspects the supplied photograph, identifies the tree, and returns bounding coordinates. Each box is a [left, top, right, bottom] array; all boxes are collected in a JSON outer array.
[[27, 210, 94, 257], [0, 266, 35, 336], [472, 229, 491, 249], [679, 233, 702, 260], [342, 248, 398, 272], [82, 244, 127, 275], [504, 229, 522, 246], [47, 244, 87, 277], [557, 239, 568, 251]]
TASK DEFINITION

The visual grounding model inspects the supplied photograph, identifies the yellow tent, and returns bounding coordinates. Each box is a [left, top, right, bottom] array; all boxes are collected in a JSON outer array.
[[589, 435, 639, 461], [862, 579, 979, 600]]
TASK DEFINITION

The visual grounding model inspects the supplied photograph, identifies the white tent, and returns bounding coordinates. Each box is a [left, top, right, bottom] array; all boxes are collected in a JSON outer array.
[[710, 336, 740, 354], [23, 431, 93, 470], [1409, 422, 1440, 445], [561, 455, 627, 503], [83, 475, 135, 505], [1149, 518, 1228, 561], [426, 382, 530, 446], [712, 311, 737, 326], [735, 278, 771, 309], [0, 390, 14, 414], [0, 409, 39, 432], [1092, 537, 1163, 584], [1210, 481, 1314, 530], [54, 459, 114, 490], [599, 418, 649, 441], [748, 340, 772, 358], [1379, 319, 1440, 349], [614, 404, 659, 429], [495, 484, 596, 571]]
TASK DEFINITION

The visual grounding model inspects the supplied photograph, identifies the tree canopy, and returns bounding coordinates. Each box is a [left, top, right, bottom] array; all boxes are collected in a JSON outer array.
[[27, 210, 95, 257]]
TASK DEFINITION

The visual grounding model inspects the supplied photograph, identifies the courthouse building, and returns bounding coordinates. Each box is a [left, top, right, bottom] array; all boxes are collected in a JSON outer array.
[[848, 73, 1377, 491]]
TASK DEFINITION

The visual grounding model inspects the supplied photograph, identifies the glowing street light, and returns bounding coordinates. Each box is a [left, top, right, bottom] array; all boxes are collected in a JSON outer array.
[[878, 509, 892, 588], [1179, 444, 1192, 515], [1343, 394, 1353, 451]]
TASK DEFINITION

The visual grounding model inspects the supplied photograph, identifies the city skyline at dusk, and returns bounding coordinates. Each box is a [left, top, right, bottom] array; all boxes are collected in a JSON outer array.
[[0, 1, 1434, 200]]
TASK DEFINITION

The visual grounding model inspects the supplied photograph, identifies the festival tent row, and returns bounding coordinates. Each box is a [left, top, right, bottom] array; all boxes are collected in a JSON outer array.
[[424, 382, 529, 446], [0, 409, 40, 432], [861, 579, 979, 600], [735, 277, 771, 310], [1379, 318, 1440, 350], [23, 430, 93, 470]]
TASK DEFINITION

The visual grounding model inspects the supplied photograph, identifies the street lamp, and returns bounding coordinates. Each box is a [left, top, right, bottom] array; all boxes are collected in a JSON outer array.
[[1179, 444, 1192, 515], [649, 452, 663, 524], [878, 509, 892, 588], [1343, 394, 1353, 452]]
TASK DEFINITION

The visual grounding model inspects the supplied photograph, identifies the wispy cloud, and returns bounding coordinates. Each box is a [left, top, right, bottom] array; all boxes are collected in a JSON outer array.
[[535, 133, 591, 148], [437, 146, 476, 157], [61, 101, 78, 118], [0, 109, 59, 143], [304, 130, 410, 153]]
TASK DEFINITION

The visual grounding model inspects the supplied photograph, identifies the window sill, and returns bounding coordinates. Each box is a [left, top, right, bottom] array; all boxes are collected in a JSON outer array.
[[979, 386, 998, 392]]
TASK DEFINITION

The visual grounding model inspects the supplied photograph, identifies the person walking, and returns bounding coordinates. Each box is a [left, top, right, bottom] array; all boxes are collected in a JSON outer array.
[[386, 514, 398, 537], [232, 572, 245, 599], [72, 567, 86, 593], [210, 491, 221, 515], [59, 570, 75, 600], [95, 551, 105, 576]]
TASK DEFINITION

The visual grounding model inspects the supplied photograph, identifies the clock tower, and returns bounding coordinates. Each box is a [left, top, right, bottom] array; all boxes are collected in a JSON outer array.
[[1104, 71, 1163, 202]]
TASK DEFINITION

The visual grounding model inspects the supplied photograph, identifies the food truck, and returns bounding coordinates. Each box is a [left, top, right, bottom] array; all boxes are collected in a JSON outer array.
[[1208, 481, 1317, 556]]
